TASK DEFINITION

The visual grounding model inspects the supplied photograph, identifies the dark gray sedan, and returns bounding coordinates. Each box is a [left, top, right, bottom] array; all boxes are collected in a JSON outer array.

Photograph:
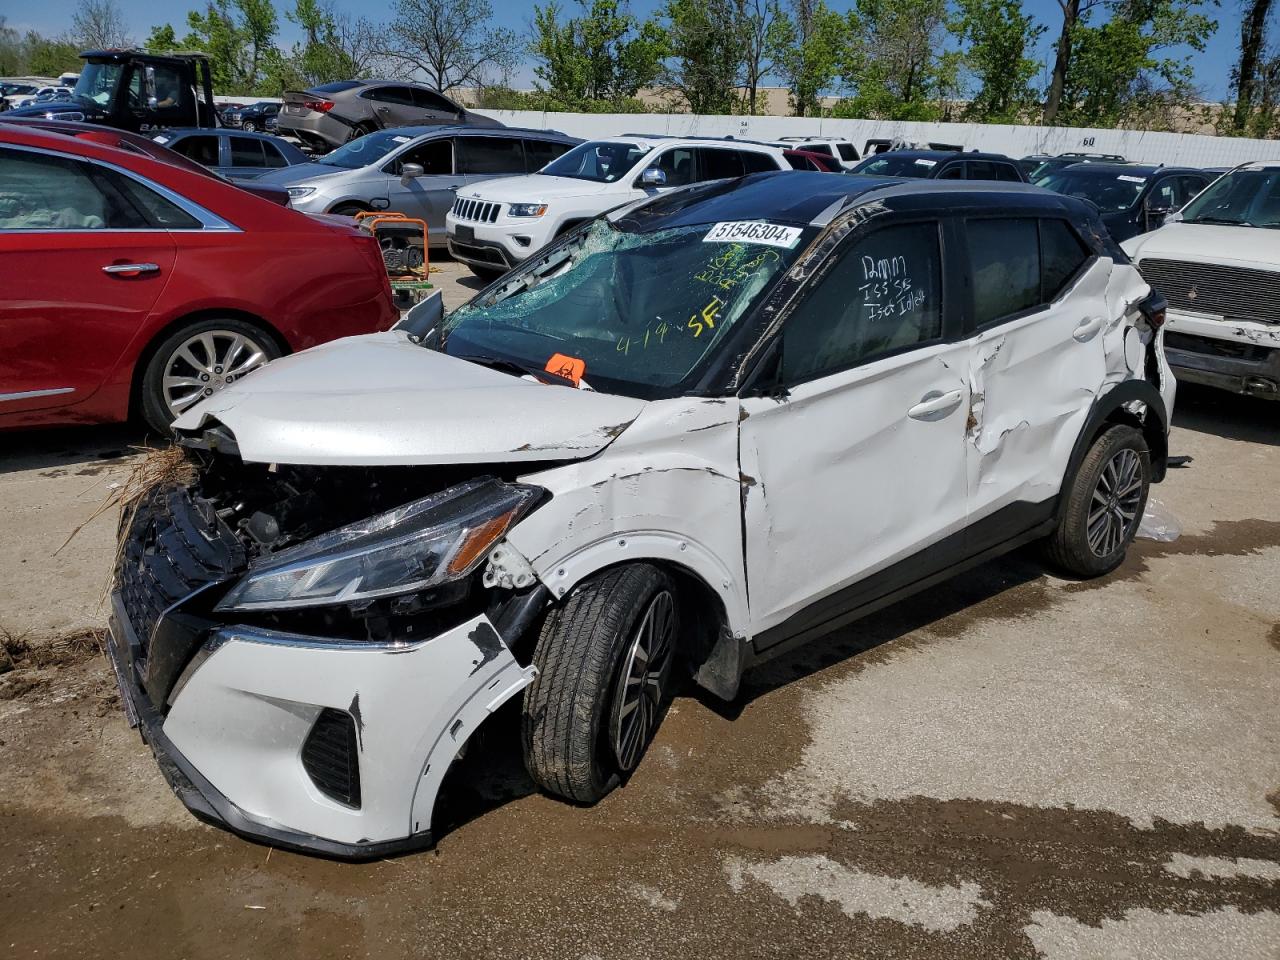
[[151, 128, 309, 181]]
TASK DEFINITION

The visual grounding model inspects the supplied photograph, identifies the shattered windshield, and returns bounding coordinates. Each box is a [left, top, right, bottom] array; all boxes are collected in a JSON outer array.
[[1179, 169, 1280, 227], [72, 62, 124, 106], [438, 218, 808, 399], [1038, 169, 1147, 211]]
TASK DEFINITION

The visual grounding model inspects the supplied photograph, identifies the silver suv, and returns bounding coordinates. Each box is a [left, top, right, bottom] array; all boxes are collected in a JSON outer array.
[[279, 80, 502, 153], [255, 126, 580, 245]]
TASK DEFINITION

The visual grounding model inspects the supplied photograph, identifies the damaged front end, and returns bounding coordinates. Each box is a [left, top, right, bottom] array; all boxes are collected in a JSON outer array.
[[107, 442, 549, 858]]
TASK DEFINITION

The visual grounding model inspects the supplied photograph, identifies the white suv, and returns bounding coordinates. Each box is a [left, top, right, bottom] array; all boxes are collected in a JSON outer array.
[[776, 136, 861, 170], [1123, 162, 1280, 400], [109, 175, 1172, 858], [444, 136, 790, 278]]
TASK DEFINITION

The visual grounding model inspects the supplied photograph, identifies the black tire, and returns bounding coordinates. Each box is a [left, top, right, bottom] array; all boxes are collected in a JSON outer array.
[[138, 317, 281, 435], [329, 202, 370, 218], [241, 120, 257, 133], [522, 564, 678, 804], [468, 263, 506, 282], [1045, 424, 1150, 577]]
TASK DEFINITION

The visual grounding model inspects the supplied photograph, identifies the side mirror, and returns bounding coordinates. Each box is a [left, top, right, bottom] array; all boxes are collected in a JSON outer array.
[[640, 166, 667, 187], [1145, 198, 1174, 227], [144, 65, 157, 110], [400, 162, 425, 183]]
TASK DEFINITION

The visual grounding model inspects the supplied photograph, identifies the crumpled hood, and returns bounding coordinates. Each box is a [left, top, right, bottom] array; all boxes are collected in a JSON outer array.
[[173, 331, 647, 466], [1124, 221, 1280, 270], [460, 174, 619, 203]]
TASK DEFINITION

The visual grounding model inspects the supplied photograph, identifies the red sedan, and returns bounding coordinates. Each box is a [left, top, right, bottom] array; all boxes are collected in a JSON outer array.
[[0, 124, 397, 433]]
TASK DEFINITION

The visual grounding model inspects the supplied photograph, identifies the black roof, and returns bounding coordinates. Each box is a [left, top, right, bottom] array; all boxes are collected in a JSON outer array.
[[367, 123, 578, 141], [876, 149, 1019, 163], [616, 171, 1078, 232], [81, 48, 209, 63], [1058, 162, 1201, 176]]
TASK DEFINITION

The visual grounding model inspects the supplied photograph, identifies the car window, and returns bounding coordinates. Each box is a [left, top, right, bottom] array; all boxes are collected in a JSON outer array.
[[363, 85, 415, 106], [1173, 175, 1208, 207], [1040, 219, 1091, 300], [807, 143, 834, 157], [457, 136, 525, 175], [0, 148, 146, 229], [742, 151, 779, 174], [837, 143, 858, 161], [172, 135, 219, 166], [968, 218, 1040, 325], [523, 138, 570, 172], [698, 148, 744, 180], [782, 221, 944, 384], [411, 88, 459, 113], [105, 170, 202, 228], [966, 161, 1003, 181], [260, 141, 290, 168], [1150, 177, 1179, 209], [397, 137, 453, 175], [937, 164, 963, 180], [784, 153, 813, 170], [229, 137, 267, 167], [651, 147, 696, 186], [150, 63, 185, 110], [994, 163, 1023, 182]]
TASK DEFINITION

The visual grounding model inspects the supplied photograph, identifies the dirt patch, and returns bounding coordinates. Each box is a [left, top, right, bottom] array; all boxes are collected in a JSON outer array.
[[0, 627, 107, 702]]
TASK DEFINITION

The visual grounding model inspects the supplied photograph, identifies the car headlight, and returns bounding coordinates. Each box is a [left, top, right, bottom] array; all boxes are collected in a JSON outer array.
[[287, 186, 316, 199], [507, 203, 548, 218], [215, 479, 541, 612]]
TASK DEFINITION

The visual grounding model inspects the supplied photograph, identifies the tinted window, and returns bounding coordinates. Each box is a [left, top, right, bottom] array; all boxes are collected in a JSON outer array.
[[313, 80, 362, 94], [651, 147, 695, 186], [742, 151, 779, 174], [172, 135, 219, 166], [150, 63, 185, 110], [398, 137, 453, 175], [698, 148, 744, 180], [852, 154, 938, 177], [937, 164, 963, 180], [457, 136, 525, 174], [1172, 175, 1208, 207], [969, 218, 1040, 325], [364, 85, 415, 106], [1040, 218, 1090, 300], [0, 149, 140, 229], [783, 222, 944, 383], [411, 88, 459, 113], [260, 141, 290, 168], [994, 163, 1023, 182], [106, 171, 201, 228], [229, 137, 266, 167], [837, 143, 858, 161], [523, 138, 571, 172], [966, 161, 1005, 181], [785, 153, 812, 170], [806, 143, 833, 156]]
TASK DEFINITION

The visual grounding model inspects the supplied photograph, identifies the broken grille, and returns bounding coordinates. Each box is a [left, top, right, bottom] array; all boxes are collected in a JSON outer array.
[[1137, 258, 1280, 325], [452, 197, 501, 223]]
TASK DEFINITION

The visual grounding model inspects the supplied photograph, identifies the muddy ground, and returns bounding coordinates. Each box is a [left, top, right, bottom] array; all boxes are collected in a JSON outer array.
[[1, 283, 1277, 958]]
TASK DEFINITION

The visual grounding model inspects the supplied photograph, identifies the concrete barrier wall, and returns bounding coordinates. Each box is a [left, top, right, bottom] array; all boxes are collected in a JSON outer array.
[[472, 109, 1280, 168]]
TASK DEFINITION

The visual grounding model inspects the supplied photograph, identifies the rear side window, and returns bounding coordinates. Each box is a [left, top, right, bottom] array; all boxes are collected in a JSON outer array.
[[807, 143, 834, 157], [969, 217, 1092, 327], [994, 163, 1023, 182], [261, 142, 290, 168], [172, 135, 219, 166], [412, 88, 459, 113], [784, 153, 811, 170], [837, 143, 858, 161], [782, 221, 944, 383], [966, 161, 1001, 181], [364, 86, 415, 106], [457, 136, 525, 174], [937, 164, 963, 180], [742, 151, 779, 174], [698, 148, 744, 180], [524, 138, 570, 172], [229, 137, 266, 167]]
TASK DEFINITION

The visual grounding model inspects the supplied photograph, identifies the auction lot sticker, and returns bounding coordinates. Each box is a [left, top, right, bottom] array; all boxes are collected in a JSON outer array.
[[703, 221, 803, 248]]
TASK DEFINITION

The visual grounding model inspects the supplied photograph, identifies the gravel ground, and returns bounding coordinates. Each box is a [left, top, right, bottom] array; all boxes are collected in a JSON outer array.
[[1, 294, 1276, 959]]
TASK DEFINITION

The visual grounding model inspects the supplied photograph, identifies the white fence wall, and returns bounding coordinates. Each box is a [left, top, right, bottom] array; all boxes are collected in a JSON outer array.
[[473, 109, 1280, 168]]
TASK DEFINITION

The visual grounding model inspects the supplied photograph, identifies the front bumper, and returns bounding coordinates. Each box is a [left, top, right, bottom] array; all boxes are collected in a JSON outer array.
[[107, 591, 535, 859], [1163, 310, 1280, 399], [445, 214, 552, 270]]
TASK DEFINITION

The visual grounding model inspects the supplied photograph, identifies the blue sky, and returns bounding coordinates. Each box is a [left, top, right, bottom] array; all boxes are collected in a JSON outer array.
[[8, 0, 1246, 100]]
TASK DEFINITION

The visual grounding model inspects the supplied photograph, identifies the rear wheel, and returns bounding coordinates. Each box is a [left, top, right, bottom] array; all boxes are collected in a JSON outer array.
[[241, 120, 258, 133], [329, 202, 370, 218], [139, 318, 280, 435], [1045, 424, 1150, 577], [522, 565, 678, 803]]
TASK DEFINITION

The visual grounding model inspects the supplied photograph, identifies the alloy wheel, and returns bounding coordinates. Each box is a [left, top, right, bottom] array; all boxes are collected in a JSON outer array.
[[610, 590, 676, 771], [162, 329, 270, 418], [1087, 448, 1143, 557]]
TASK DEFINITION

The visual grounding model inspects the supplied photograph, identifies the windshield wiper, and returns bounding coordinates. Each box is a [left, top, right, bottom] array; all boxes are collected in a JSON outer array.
[[1186, 216, 1256, 226], [455, 353, 576, 387]]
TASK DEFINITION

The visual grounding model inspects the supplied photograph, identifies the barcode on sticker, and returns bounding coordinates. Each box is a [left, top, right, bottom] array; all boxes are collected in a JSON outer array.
[[703, 221, 802, 248]]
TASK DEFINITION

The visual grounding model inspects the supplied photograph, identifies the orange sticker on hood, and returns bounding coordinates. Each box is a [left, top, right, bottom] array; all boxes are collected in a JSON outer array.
[[545, 353, 586, 385]]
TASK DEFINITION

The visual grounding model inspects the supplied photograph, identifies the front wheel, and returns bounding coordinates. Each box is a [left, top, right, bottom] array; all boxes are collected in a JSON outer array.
[[522, 564, 678, 804], [241, 120, 257, 133], [1045, 424, 1150, 577], [139, 318, 280, 435]]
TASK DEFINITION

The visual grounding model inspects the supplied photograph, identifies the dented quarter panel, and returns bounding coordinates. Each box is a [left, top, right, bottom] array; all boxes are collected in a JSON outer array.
[[507, 397, 750, 638], [170, 331, 646, 466], [739, 342, 971, 638], [965, 257, 1113, 523], [162, 615, 534, 846]]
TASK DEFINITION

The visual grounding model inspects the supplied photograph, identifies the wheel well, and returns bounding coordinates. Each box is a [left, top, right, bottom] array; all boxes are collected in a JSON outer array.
[[1100, 402, 1168, 482], [328, 200, 371, 214], [128, 309, 288, 420]]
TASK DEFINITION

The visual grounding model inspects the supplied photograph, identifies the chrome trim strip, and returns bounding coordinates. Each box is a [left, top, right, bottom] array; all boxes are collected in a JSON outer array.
[[0, 386, 75, 402]]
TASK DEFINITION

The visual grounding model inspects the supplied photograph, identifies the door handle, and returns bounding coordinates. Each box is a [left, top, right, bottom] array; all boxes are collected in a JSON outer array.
[[102, 263, 159, 277], [907, 389, 964, 421], [1073, 315, 1104, 342]]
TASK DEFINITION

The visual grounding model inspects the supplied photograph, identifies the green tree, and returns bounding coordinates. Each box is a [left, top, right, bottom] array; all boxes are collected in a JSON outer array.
[[771, 0, 847, 116], [835, 0, 951, 120], [737, 0, 786, 114], [24, 32, 83, 77], [662, 0, 741, 113], [1230, 0, 1274, 132], [183, 1, 245, 93], [950, 0, 1046, 121], [0, 17, 23, 75], [530, 0, 668, 107], [143, 23, 179, 53]]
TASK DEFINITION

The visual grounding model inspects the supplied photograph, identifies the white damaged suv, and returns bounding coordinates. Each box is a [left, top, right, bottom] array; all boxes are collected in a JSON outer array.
[[109, 174, 1174, 858]]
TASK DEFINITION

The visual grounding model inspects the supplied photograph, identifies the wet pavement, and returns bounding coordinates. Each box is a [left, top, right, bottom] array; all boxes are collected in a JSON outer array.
[[1, 373, 1277, 959]]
